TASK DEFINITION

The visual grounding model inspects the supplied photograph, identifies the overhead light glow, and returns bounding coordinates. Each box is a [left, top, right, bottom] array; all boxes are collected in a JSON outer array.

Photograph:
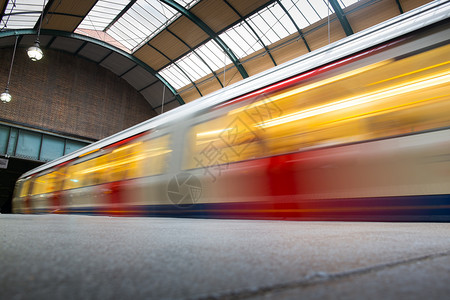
[[1, 89, 12, 103], [27, 41, 44, 61], [256, 72, 450, 128]]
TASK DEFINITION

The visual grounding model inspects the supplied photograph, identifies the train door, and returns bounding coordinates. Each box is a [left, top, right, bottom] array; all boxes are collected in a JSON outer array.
[[50, 166, 67, 213], [131, 129, 175, 215], [99, 131, 174, 216], [63, 156, 105, 214], [179, 104, 271, 218], [102, 148, 125, 215], [13, 178, 31, 213]]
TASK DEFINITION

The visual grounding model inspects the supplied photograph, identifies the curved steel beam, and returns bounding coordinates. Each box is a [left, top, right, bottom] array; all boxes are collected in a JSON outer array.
[[148, 43, 203, 97], [223, 0, 277, 67], [329, 0, 354, 36], [276, 0, 311, 52], [160, 0, 249, 80], [0, 28, 185, 105], [395, 0, 404, 14], [105, 0, 138, 32], [167, 28, 224, 88], [0, 0, 11, 30]]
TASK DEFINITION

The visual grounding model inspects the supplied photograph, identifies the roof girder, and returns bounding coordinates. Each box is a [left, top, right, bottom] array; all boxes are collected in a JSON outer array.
[[148, 42, 204, 97], [104, 0, 138, 32], [160, 0, 249, 81], [395, 0, 404, 14], [329, 0, 354, 36], [167, 28, 224, 88], [223, 0, 277, 67], [0, 28, 185, 106], [276, 0, 311, 52], [150, 0, 279, 73]]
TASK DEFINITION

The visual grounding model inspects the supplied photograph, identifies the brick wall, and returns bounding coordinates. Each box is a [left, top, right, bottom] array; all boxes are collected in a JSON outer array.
[[0, 47, 156, 140]]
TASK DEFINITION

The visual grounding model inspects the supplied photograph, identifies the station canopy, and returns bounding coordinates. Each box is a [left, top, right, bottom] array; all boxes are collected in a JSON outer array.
[[0, 0, 420, 113]]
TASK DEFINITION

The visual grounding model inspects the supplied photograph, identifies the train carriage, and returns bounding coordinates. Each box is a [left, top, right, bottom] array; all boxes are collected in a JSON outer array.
[[13, 1, 450, 221]]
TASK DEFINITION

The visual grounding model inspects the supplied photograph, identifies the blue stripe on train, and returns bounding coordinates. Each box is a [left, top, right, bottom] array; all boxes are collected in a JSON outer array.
[[57, 194, 450, 221]]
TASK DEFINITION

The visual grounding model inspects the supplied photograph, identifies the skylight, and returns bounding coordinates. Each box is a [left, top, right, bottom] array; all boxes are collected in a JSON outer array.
[[160, 39, 227, 89], [1, 0, 362, 95], [176, 52, 211, 82], [159, 63, 192, 90], [77, 0, 199, 52], [159, 0, 360, 91], [77, 0, 129, 31], [1, 0, 49, 31], [219, 22, 263, 59]]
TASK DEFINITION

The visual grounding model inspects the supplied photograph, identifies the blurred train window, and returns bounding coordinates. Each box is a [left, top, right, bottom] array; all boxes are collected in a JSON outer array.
[[88, 154, 108, 185], [141, 135, 171, 176], [59, 135, 172, 189], [238, 42, 450, 156], [62, 154, 106, 189], [184, 112, 266, 170], [62, 153, 108, 189], [19, 179, 31, 197], [54, 168, 67, 191], [90, 135, 171, 181], [64, 161, 90, 190], [31, 174, 46, 195], [106, 142, 142, 182], [80, 159, 98, 186], [185, 42, 449, 165], [31, 171, 60, 195]]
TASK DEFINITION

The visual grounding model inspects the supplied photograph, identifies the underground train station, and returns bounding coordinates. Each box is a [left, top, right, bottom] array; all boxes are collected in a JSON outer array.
[[1, 0, 449, 299]]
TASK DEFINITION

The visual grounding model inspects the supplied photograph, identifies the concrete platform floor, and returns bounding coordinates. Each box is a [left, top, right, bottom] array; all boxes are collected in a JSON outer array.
[[0, 214, 449, 300]]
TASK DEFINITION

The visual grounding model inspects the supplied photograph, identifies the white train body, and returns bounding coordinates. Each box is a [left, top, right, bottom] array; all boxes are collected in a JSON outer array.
[[13, 1, 450, 221]]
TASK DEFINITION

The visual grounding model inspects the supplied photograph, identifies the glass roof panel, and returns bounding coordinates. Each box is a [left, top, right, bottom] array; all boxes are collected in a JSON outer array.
[[77, 0, 128, 31], [313, 0, 333, 19], [276, 8, 297, 34], [219, 22, 263, 59], [280, 0, 354, 29], [159, 64, 192, 90], [340, 0, 360, 7], [195, 40, 231, 71], [176, 53, 210, 80], [292, 0, 321, 24], [184, 53, 211, 77], [1, 0, 49, 30], [280, 0, 310, 29], [248, 11, 273, 45], [161, 33, 248, 89], [158, 0, 363, 92], [269, 4, 296, 37], [77, 0, 199, 52], [248, 3, 295, 46], [98, 0, 177, 51], [175, 0, 201, 9], [107, 22, 143, 50]]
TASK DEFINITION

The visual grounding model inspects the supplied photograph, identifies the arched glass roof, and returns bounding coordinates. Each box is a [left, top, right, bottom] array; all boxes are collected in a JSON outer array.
[[1, 0, 48, 30], [157, 0, 358, 90], [78, 0, 202, 51], [1, 0, 425, 110]]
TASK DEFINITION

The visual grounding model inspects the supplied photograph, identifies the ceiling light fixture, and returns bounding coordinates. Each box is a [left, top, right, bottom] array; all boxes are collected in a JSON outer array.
[[27, 0, 45, 61], [1, 36, 19, 104]]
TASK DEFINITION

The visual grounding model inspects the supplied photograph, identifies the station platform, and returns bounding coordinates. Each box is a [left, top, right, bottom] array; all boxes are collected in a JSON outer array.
[[1, 214, 449, 299]]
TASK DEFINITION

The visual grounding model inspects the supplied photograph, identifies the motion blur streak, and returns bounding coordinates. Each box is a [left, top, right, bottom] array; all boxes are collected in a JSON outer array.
[[258, 71, 449, 128], [12, 3, 450, 221]]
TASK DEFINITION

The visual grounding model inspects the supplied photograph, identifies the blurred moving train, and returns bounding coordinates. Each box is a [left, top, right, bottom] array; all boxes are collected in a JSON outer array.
[[13, 1, 450, 221]]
